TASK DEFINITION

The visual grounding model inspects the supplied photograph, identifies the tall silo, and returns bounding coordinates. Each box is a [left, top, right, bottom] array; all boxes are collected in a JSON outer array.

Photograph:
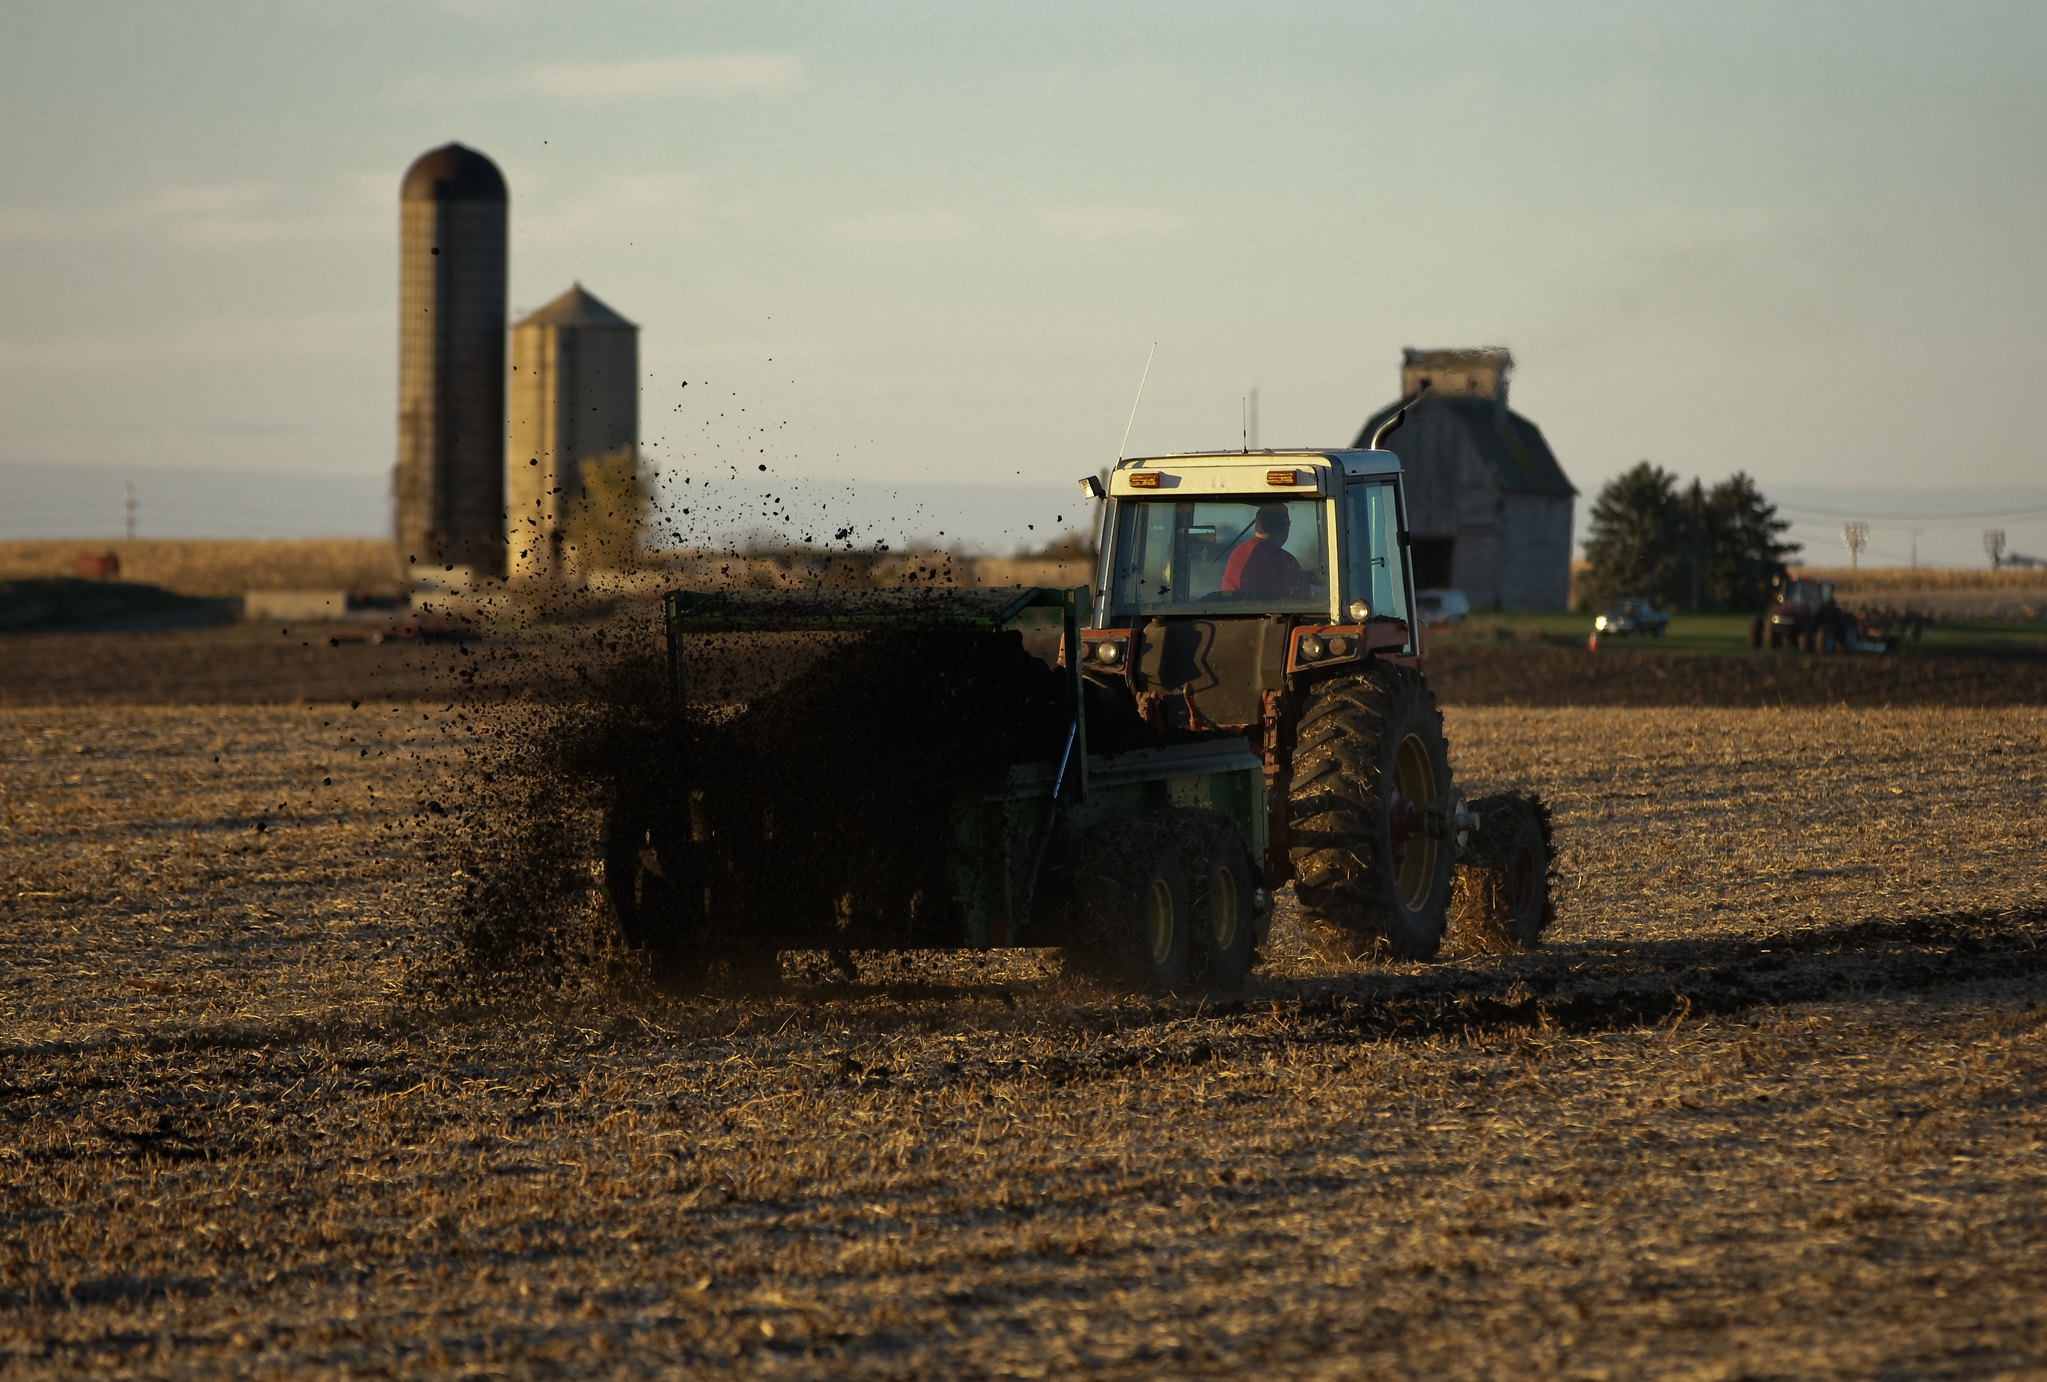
[[508, 284, 639, 580], [395, 143, 508, 579]]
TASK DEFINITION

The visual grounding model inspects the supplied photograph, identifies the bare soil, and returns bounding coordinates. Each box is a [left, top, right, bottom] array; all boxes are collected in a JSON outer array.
[[1426, 642, 2047, 707], [4, 702, 2045, 1377], [9, 624, 2047, 711], [0, 626, 537, 708]]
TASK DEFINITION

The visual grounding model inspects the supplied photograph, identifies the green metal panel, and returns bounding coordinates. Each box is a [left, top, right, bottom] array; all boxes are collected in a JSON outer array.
[[955, 744, 1267, 948]]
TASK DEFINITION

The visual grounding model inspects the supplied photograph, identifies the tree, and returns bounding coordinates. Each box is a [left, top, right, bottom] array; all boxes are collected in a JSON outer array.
[[564, 445, 653, 572], [1700, 471, 1799, 612], [1578, 461, 1692, 612], [1581, 464, 1800, 613]]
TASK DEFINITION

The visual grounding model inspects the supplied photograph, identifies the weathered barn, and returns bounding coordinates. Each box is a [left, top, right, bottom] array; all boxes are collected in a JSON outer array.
[[507, 284, 639, 580], [1354, 348, 1575, 611]]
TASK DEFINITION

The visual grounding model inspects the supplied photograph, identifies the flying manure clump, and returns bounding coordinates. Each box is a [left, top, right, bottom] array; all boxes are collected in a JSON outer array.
[[412, 632, 681, 998]]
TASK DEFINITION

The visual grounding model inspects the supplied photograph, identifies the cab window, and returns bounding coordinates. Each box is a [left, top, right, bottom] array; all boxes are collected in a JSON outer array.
[[1344, 479, 1411, 627], [1106, 498, 1329, 617]]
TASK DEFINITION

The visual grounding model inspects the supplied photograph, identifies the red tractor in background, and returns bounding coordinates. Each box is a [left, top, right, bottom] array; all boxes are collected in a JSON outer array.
[[1749, 576, 1895, 653]]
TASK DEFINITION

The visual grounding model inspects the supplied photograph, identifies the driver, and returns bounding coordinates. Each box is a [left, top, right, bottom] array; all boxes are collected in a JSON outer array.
[[1221, 504, 1309, 598]]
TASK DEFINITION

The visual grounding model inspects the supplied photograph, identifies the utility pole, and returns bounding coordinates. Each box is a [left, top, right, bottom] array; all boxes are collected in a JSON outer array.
[[1842, 521, 1867, 573], [1985, 528, 2006, 570], [1909, 528, 1922, 569], [124, 483, 136, 541]]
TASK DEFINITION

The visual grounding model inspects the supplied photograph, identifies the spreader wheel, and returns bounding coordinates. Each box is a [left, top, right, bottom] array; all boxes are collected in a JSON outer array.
[[602, 781, 707, 977], [1450, 791, 1558, 951]]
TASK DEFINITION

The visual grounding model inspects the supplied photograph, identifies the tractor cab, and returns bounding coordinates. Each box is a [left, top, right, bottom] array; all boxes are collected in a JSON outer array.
[[1776, 576, 1836, 612], [1078, 449, 1420, 735]]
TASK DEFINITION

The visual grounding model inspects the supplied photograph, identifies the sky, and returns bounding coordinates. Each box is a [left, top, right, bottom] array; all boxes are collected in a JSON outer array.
[[2, 0, 2044, 564]]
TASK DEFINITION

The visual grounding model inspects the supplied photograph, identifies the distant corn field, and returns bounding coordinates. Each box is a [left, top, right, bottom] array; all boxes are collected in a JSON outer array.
[[0, 539, 1089, 600], [1565, 559, 2046, 610], [1795, 565, 2047, 594], [0, 539, 402, 596]]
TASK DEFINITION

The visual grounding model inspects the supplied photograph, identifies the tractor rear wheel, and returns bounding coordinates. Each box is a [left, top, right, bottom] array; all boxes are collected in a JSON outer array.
[[1451, 791, 1557, 951], [1288, 663, 1455, 960], [1067, 814, 1191, 994]]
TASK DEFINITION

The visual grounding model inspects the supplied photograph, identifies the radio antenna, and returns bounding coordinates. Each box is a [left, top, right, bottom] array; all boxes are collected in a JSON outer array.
[[1116, 343, 1157, 461]]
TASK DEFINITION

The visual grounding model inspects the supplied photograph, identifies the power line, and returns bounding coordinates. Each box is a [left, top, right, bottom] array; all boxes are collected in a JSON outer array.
[[1772, 499, 2047, 526]]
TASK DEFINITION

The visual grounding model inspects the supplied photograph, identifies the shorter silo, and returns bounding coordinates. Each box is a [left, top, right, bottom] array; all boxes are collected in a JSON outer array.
[[507, 284, 640, 579]]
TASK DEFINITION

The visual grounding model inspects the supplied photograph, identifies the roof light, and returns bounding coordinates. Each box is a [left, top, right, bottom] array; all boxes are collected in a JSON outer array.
[[1128, 471, 1161, 488], [1266, 469, 1300, 486]]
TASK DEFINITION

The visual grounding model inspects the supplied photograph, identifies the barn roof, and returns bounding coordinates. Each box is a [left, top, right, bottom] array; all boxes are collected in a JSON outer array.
[[513, 283, 636, 331], [1353, 394, 1576, 498]]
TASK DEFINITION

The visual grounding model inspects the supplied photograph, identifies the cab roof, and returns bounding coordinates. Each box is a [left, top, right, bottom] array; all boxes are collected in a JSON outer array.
[[1108, 449, 1400, 498], [1117, 448, 1400, 477]]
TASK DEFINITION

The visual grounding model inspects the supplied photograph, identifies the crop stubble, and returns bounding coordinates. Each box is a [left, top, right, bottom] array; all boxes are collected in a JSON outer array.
[[2, 702, 2045, 1377]]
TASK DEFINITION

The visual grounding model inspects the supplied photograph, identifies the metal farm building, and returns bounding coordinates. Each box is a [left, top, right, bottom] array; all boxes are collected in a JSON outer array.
[[507, 285, 639, 580], [1354, 348, 1575, 611], [394, 143, 508, 579]]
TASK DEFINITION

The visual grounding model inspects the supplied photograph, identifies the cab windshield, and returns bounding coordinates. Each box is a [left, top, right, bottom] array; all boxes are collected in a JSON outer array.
[[1106, 497, 1329, 618]]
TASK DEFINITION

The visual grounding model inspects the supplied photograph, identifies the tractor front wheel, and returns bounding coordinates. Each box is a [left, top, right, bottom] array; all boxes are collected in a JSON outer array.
[[1067, 814, 1192, 994], [1451, 791, 1557, 951], [1184, 816, 1258, 989], [1288, 663, 1456, 960]]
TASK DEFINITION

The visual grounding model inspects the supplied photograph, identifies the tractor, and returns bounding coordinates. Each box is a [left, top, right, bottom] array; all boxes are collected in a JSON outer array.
[[1749, 575, 1894, 653], [605, 423, 1555, 990]]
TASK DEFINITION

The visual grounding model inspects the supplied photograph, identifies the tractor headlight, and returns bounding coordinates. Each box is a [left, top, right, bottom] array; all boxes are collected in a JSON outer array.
[[1347, 599, 1371, 623], [1087, 639, 1122, 666], [1298, 633, 1326, 661], [1326, 635, 1351, 657]]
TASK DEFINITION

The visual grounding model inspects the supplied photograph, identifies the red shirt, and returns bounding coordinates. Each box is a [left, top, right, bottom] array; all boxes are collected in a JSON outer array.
[[1222, 536, 1307, 597]]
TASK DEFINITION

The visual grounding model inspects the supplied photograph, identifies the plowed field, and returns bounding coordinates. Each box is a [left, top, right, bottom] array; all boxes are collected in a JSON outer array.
[[3, 702, 2046, 1378]]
